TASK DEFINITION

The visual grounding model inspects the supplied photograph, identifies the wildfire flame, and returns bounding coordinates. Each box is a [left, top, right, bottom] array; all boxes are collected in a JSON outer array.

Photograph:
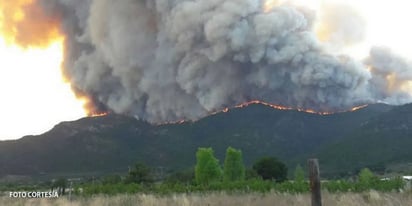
[[0, 0, 105, 117], [210, 101, 368, 122], [0, 0, 89, 139], [158, 101, 368, 126], [91, 112, 110, 118], [229, 100, 367, 115], [0, 0, 61, 47], [0, 0, 395, 135], [349, 105, 368, 112]]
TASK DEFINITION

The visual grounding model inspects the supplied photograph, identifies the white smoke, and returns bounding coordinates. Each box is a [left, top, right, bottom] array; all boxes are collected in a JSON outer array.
[[38, 0, 412, 122], [317, 2, 366, 49]]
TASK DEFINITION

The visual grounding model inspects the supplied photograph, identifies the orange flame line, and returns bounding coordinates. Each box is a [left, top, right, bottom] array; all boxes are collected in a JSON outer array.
[[157, 101, 369, 125], [91, 112, 109, 117]]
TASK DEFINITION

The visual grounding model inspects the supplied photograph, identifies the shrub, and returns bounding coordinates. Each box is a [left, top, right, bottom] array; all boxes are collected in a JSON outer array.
[[125, 163, 152, 184], [294, 164, 305, 183]]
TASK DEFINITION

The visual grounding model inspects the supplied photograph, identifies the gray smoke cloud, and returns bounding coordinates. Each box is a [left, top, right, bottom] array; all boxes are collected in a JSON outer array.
[[36, 0, 412, 122]]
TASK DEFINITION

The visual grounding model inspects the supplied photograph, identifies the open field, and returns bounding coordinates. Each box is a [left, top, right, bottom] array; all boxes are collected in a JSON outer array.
[[1, 191, 411, 206]]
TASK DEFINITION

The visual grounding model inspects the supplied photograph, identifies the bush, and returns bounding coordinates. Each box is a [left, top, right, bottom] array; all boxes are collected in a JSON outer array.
[[102, 175, 122, 185], [81, 183, 141, 195], [359, 168, 377, 185], [323, 180, 353, 192], [165, 168, 195, 185], [294, 165, 305, 183], [125, 163, 153, 184], [275, 181, 309, 193], [323, 175, 405, 193]]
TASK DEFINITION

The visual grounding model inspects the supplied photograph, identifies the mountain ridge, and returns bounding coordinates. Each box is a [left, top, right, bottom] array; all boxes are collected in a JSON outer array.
[[1, 103, 409, 178]]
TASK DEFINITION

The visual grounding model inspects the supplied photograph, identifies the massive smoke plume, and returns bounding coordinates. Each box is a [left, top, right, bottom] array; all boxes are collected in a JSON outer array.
[[21, 0, 412, 121]]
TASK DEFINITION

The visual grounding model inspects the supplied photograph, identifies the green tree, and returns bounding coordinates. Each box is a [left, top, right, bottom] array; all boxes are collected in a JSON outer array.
[[125, 163, 152, 184], [253, 157, 287, 182], [195, 148, 222, 185], [358, 168, 376, 185], [294, 164, 305, 183], [223, 147, 245, 182]]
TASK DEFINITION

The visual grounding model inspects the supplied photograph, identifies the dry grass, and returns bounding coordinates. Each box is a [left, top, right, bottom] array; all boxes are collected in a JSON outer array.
[[1, 191, 411, 206]]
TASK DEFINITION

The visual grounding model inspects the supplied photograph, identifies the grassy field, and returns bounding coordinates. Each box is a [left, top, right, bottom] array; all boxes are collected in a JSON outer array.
[[1, 191, 411, 206]]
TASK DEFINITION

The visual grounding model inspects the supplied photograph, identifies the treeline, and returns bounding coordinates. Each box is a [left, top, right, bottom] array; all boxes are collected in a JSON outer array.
[[74, 147, 405, 196], [194, 147, 287, 185]]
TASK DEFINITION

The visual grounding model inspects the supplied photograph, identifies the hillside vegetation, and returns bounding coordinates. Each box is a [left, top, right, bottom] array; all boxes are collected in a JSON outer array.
[[2, 103, 412, 178]]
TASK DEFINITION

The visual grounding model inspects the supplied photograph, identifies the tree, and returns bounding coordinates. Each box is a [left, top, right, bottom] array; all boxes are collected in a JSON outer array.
[[195, 148, 222, 185], [125, 163, 152, 184], [223, 147, 245, 182], [252, 157, 287, 182], [294, 164, 305, 183], [358, 168, 377, 186]]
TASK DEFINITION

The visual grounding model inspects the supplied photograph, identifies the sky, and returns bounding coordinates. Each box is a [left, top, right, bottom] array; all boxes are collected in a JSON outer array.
[[1, 0, 412, 140]]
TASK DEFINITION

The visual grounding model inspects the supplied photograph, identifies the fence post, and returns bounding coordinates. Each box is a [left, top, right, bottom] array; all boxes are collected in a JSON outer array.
[[68, 180, 72, 201], [308, 159, 322, 206]]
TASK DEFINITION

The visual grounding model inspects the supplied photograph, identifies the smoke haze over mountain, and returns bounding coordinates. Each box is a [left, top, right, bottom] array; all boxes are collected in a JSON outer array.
[[18, 0, 412, 122]]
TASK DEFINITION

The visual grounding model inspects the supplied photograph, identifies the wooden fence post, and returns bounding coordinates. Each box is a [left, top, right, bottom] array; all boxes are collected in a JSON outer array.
[[308, 159, 322, 206]]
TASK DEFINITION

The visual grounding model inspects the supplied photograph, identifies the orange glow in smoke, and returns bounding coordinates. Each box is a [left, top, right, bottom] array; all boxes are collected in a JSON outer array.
[[0, 0, 61, 47], [0, 0, 87, 139], [264, 0, 280, 12]]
